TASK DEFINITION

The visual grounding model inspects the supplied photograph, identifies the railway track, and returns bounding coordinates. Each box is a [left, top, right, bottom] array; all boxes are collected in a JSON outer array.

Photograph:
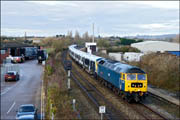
[[62, 50, 169, 120], [144, 92, 180, 119], [148, 92, 179, 107]]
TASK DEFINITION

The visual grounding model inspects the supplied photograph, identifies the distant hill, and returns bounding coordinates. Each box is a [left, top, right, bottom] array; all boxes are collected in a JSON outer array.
[[125, 34, 177, 40]]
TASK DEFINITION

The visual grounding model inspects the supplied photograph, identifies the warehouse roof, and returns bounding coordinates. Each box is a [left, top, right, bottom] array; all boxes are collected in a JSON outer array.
[[1, 42, 34, 49], [131, 41, 179, 53]]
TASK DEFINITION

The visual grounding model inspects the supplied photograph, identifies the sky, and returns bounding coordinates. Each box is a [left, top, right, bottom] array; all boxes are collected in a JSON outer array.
[[1, 1, 179, 37]]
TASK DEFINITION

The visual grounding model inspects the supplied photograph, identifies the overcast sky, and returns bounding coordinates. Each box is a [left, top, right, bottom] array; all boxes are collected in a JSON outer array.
[[1, 1, 179, 37]]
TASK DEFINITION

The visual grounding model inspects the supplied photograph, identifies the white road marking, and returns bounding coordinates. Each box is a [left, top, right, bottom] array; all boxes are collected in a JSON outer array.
[[1, 78, 22, 96], [7, 102, 16, 114]]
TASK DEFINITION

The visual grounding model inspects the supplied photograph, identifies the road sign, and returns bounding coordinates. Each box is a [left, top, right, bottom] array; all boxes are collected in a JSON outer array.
[[99, 106, 106, 113]]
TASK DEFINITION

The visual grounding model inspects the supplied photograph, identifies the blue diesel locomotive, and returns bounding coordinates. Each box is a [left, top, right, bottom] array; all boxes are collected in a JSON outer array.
[[68, 45, 148, 102]]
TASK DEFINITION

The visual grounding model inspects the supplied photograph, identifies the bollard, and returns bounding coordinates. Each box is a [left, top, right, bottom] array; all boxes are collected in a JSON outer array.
[[68, 70, 71, 77], [67, 70, 71, 90], [101, 113, 103, 120], [68, 78, 70, 89], [73, 99, 76, 111]]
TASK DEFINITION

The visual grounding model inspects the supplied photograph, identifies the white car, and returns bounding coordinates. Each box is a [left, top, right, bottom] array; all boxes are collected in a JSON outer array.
[[16, 104, 38, 120], [17, 114, 35, 120]]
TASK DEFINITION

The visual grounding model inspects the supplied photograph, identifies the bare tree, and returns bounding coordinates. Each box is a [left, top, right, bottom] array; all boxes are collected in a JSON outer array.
[[82, 31, 90, 42], [67, 31, 73, 38], [74, 30, 81, 45]]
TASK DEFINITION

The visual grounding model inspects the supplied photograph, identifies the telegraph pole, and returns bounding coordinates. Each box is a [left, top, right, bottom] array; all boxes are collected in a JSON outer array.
[[24, 32, 27, 41], [92, 23, 94, 43]]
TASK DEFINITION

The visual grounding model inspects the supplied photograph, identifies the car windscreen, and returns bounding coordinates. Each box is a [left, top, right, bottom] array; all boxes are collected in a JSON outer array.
[[7, 72, 14, 75], [19, 106, 35, 112]]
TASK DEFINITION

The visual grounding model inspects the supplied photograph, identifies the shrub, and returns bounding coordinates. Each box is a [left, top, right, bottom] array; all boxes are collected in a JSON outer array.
[[44, 52, 77, 119], [130, 53, 180, 92], [45, 65, 53, 76], [115, 38, 143, 45], [97, 39, 110, 48]]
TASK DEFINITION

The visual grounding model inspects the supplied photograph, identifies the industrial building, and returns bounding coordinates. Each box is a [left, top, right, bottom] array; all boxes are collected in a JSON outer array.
[[85, 42, 97, 54], [123, 52, 144, 62], [131, 41, 179, 54]]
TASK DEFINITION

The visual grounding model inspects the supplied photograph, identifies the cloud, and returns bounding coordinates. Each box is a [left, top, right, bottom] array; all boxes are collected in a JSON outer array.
[[1, 1, 179, 36], [123, 1, 179, 10], [1, 28, 50, 36], [140, 24, 167, 29], [48, 18, 64, 22], [139, 21, 179, 30], [28, 1, 79, 7]]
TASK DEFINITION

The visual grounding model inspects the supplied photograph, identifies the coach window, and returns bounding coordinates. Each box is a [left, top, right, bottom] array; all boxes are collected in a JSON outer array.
[[85, 59, 89, 65], [91, 61, 95, 71], [82, 57, 85, 63]]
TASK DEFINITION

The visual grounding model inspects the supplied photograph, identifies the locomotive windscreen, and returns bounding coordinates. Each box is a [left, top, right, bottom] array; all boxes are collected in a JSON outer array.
[[128, 68, 145, 73]]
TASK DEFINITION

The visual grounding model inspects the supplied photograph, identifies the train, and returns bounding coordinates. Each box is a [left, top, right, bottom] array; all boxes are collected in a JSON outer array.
[[68, 45, 148, 102]]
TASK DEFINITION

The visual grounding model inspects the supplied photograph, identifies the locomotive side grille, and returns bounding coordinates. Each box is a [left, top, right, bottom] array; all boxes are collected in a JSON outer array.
[[131, 83, 143, 88]]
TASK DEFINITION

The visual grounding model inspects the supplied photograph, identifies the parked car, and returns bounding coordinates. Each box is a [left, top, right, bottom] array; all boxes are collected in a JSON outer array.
[[16, 104, 38, 120], [5, 71, 20, 82]]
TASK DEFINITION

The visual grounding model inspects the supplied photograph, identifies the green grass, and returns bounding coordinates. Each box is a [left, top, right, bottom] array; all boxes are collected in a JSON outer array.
[[46, 47, 55, 54]]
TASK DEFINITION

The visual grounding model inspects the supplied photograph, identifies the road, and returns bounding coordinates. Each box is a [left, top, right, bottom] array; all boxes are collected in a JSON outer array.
[[1, 60, 43, 119]]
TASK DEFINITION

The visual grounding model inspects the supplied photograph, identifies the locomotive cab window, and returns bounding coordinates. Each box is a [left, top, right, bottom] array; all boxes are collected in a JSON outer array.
[[127, 74, 136, 80], [138, 74, 146, 80], [99, 60, 105, 65]]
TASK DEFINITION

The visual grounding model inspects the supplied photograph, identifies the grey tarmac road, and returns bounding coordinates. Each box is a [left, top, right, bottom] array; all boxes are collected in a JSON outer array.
[[1, 60, 43, 119]]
